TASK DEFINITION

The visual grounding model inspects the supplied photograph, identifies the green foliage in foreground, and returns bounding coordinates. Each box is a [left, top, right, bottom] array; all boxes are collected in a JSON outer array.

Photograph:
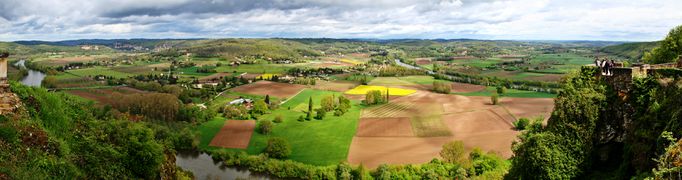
[[513, 118, 530, 130], [1, 82, 196, 179], [207, 149, 508, 180], [509, 66, 606, 179]]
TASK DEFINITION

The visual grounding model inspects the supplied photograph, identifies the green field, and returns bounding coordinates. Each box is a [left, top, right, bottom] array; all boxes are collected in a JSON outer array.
[[398, 75, 450, 85], [510, 72, 547, 80], [455, 86, 557, 98], [214, 63, 299, 74], [66, 67, 135, 78], [455, 58, 500, 68], [455, 87, 556, 98], [178, 66, 217, 76], [199, 89, 362, 165], [52, 72, 82, 80], [110, 65, 158, 75], [527, 53, 593, 73]]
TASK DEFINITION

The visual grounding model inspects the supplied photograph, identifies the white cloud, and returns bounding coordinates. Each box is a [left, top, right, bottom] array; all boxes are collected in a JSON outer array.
[[0, 0, 681, 41]]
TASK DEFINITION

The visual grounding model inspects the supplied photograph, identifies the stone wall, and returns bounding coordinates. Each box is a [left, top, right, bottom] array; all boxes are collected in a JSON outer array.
[[603, 67, 635, 92]]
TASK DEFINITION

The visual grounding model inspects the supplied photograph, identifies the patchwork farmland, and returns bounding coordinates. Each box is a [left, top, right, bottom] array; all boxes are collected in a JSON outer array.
[[201, 75, 554, 168]]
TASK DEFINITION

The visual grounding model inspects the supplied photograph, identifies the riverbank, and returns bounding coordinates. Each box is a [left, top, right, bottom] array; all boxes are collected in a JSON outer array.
[[14, 60, 46, 87], [175, 151, 272, 180]]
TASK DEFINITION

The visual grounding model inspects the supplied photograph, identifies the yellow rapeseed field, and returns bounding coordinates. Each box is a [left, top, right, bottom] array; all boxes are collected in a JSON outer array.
[[257, 73, 280, 79], [344, 85, 416, 96], [339, 58, 363, 65]]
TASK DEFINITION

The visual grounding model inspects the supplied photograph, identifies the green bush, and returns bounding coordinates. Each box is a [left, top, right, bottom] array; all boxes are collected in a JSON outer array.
[[440, 141, 467, 164], [315, 108, 327, 120], [496, 86, 507, 94], [173, 128, 198, 150], [337, 162, 353, 180], [513, 118, 530, 130], [273, 115, 283, 123], [433, 81, 452, 94], [252, 99, 269, 115], [210, 146, 503, 180], [265, 137, 291, 159], [491, 93, 499, 105], [258, 120, 273, 135], [364, 90, 387, 105], [469, 148, 503, 176], [0, 126, 18, 142]]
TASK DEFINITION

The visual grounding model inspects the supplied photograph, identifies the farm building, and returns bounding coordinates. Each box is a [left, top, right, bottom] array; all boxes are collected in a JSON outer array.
[[229, 98, 253, 108]]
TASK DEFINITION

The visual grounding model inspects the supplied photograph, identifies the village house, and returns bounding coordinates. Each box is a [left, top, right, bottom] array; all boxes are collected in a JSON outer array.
[[229, 97, 253, 108]]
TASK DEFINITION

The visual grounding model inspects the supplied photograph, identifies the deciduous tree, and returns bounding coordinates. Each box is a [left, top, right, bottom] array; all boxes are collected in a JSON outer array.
[[265, 137, 291, 159]]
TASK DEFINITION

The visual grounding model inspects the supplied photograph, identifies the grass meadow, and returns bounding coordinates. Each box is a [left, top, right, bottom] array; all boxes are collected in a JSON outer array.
[[198, 89, 362, 165]]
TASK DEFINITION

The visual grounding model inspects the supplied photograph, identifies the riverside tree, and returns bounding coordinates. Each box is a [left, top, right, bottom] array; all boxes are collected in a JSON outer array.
[[265, 137, 291, 159]]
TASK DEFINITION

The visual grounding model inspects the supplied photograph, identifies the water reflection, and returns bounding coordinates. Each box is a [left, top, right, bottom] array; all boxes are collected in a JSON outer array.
[[14, 60, 46, 87], [175, 151, 272, 180]]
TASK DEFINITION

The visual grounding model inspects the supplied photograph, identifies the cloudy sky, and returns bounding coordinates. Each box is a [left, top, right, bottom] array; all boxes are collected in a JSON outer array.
[[1, 0, 681, 41]]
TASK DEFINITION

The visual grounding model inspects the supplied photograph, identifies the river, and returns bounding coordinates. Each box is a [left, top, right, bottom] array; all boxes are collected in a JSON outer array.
[[175, 151, 272, 180], [15, 60, 46, 87]]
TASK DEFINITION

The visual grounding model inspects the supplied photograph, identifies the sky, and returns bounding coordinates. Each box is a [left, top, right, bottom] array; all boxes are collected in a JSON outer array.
[[0, 0, 681, 41]]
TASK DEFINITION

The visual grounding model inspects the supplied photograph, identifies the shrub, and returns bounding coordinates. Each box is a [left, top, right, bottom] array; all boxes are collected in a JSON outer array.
[[469, 148, 504, 176], [173, 128, 197, 150], [440, 141, 468, 165], [321, 95, 335, 112], [268, 99, 281, 110], [297, 115, 305, 122], [335, 96, 351, 116], [265, 137, 291, 159], [337, 162, 353, 180], [491, 93, 499, 105], [252, 99, 269, 115], [496, 86, 507, 94], [334, 109, 344, 116], [259, 120, 273, 135], [315, 108, 327, 120], [273, 115, 283, 123], [0, 126, 18, 142], [41, 76, 58, 88], [433, 81, 452, 94], [364, 90, 386, 105], [513, 118, 530, 130]]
